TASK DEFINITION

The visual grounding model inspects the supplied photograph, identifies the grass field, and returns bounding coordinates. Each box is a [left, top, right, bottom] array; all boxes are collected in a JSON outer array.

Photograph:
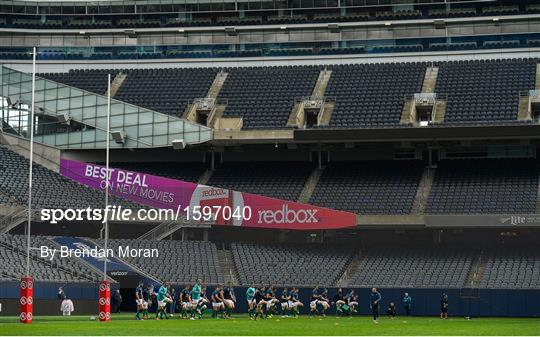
[[0, 314, 538, 336]]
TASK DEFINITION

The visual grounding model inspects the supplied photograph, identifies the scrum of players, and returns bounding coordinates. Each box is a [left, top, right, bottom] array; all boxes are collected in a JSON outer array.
[[135, 281, 359, 320]]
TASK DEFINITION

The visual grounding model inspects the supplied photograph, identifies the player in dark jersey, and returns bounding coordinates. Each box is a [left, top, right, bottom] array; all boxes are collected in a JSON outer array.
[[440, 293, 449, 319], [309, 286, 321, 317], [223, 283, 236, 318], [180, 285, 192, 319], [345, 289, 358, 315], [141, 285, 150, 319], [211, 286, 225, 319], [280, 287, 291, 317], [265, 286, 279, 317], [135, 281, 145, 320], [319, 288, 330, 317], [333, 288, 346, 317], [253, 286, 267, 320], [289, 287, 303, 317]]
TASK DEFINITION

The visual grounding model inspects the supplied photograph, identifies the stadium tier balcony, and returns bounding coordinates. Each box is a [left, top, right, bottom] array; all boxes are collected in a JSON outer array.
[[207, 162, 313, 201], [310, 161, 424, 215], [348, 247, 473, 288], [0, 234, 103, 282], [110, 162, 207, 183], [481, 248, 540, 289], [426, 159, 539, 214], [97, 238, 224, 285], [37, 59, 540, 128], [231, 242, 354, 287], [434, 59, 537, 124], [218, 66, 321, 129], [0, 147, 140, 210]]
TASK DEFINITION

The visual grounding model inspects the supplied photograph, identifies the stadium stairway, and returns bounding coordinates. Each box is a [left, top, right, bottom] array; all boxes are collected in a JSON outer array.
[[287, 68, 334, 128], [85, 237, 163, 283], [197, 169, 214, 185], [336, 251, 363, 287], [411, 166, 435, 214], [465, 250, 488, 288], [184, 70, 230, 128], [297, 167, 324, 204], [217, 248, 239, 286], [0, 133, 60, 172], [105, 72, 127, 98]]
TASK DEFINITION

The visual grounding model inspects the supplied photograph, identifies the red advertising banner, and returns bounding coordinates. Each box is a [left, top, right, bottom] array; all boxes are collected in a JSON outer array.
[[19, 276, 33, 324], [60, 159, 357, 230], [98, 280, 111, 322]]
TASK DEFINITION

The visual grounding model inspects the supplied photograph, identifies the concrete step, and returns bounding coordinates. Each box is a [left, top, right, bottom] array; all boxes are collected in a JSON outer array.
[[217, 249, 239, 286], [336, 252, 362, 287], [400, 99, 415, 125], [198, 169, 214, 185], [517, 95, 532, 121], [298, 168, 324, 204], [411, 166, 435, 214], [432, 99, 447, 124], [421, 66, 439, 93], [207, 71, 228, 99], [106, 72, 127, 98], [465, 251, 487, 287], [312, 69, 332, 97]]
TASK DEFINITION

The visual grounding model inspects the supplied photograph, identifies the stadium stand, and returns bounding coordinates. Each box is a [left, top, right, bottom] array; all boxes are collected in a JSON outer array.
[[426, 159, 538, 214], [325, 63, 426, 128], [230, 242, 353, 286], [348, 247, 473, 288], [36, 60, 540, 128], [39, 69, 119, 95], [309, 161, 424, 214], [434, 59, 537, 124], [481, 249, 540, 289], [113, 68, 218, 116], [110, 162, 206, 183], [98, 238, 224, 285], [219, 66, 321, 129], [207, 162, 313, 201], [0, 234, 102, 282], [0, 147, 139, 209]]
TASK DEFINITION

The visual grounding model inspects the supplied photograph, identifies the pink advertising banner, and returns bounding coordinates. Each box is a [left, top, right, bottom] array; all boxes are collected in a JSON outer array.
[[60, 159, 357, 230]]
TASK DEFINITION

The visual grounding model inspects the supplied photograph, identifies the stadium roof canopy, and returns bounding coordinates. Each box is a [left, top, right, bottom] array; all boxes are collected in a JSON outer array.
[[0, 65, 212, 149]]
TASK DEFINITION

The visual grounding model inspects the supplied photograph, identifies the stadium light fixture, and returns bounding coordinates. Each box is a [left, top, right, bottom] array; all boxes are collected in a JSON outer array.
[[111, 130, 126, 144], [280, 25, 287, 30], [172, 139, 186, 150]]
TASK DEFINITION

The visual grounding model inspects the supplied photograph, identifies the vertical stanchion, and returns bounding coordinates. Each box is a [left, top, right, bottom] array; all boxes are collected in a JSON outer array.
[[98, 74, 112, 322], [19, 276, 33, 323], [98, 280, 111, 322], [21, 47, 36, 324]]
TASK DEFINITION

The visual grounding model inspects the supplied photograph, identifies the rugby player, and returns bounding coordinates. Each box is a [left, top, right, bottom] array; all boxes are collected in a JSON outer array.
[[309, 286, 321, 317], [246, 285, 256, 318], [253, 286, 268, 320], [141, 284, 151, 319], [289, 287, 303, 317], [265, 286, 280, 317], [223, 283, 236, 318], [345, 289, 359, 315], [156, 282, 172, 320], [180, 285, 192, 319], [319, 288, 330, 317], [135, 281, 145, 320], [211, 286, 225, 318], [333, 288, 345, 317], [190, 280, 204, 319], [280, 287, 291, 317]]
